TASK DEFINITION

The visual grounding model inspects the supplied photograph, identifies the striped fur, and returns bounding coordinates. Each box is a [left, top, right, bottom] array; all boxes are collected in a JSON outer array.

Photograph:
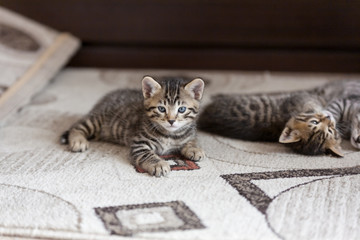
[[61, 76, 205, 177], [327, 97, 360, 149], [198, 91, 324, 141], [199, 80, 360, 156]]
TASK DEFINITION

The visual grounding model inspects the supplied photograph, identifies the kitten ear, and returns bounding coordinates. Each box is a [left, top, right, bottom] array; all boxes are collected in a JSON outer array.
[[279, 127, 301, 143], [142, 76, 162, 99], [184, 78, 205, 100], [327, 145, 344, 157]]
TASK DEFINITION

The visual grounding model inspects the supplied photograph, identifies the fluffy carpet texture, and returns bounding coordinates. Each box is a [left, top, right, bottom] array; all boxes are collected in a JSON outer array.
[[1, 68, 360, 240]]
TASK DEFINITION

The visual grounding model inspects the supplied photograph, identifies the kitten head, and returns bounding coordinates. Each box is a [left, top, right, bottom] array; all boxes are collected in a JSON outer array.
[[142, 76, 204, 132], [279, 111, 343, 157]]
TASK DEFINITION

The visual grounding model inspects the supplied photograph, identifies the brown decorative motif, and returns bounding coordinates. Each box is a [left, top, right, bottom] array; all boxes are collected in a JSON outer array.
[[0, 23, 40, 52], [94, 201, 205, 236], [221, 166, 360, 214]]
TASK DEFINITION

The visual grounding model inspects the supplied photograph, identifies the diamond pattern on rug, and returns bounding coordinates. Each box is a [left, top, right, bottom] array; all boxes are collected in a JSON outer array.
[[136, 154, 200, 173], [94, 201, 205, 236]]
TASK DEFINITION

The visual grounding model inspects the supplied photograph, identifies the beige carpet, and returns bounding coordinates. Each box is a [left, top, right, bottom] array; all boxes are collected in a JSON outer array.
[[1, 68, 360, 240]]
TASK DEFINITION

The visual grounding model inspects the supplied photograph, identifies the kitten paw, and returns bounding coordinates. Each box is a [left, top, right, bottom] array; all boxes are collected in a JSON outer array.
[[351, 135, 360, 149], [182, 147, 205, 161], [69, 134, 89, 152], [143, 160, 171, 177]]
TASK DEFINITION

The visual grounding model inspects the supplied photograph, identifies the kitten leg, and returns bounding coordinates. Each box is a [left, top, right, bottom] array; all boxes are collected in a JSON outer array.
[[350, 113, 360, 149], [62, 117, 100, 152], [130, 141, 170, 177], [181, 140, 205, 161], [68, 129, 89, 152], [140, 156, 171, 177]]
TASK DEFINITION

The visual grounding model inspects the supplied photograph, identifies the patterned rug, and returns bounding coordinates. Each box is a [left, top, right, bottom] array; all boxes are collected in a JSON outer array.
[[0, 68, 360, 240]]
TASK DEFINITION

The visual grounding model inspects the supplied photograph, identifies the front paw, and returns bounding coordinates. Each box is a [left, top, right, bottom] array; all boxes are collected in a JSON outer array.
[[351, 135, 360, 149], [142, 160, 171, 177], [181, 147, 205, 161]]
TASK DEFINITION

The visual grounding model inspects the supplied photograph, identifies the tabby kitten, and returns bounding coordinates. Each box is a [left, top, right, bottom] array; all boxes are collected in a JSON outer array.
[[61, 76, 205, 177], [198, 89, 343, 156]]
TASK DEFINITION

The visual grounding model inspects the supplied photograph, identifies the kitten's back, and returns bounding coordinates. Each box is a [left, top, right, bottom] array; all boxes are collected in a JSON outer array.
[[311, 80, 360, 102]]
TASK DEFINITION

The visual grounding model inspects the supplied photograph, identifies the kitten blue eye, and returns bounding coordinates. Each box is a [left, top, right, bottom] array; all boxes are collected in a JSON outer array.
[[178, 106, 187, 113], [158, 106, 166, 113], [310, 120, 319, 125]]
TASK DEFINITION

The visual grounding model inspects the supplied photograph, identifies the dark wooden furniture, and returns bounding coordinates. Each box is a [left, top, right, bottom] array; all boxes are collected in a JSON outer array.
[[2, 0, 360, 72]]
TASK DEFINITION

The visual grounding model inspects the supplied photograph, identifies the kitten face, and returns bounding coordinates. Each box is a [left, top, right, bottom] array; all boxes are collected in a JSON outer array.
[[142, 76, 204, 132], [279, 111, 343, 157]]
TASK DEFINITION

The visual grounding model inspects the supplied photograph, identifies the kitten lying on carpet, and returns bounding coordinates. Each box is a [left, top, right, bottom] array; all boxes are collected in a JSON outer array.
[[61, 76, 205, 177], [199, 80, 360, 157]]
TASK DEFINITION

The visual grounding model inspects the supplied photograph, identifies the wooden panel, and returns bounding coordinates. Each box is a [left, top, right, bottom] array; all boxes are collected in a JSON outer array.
[[2, 0, 360, 48], [1, 0, 360, 72], [69, 45, 360, 72]]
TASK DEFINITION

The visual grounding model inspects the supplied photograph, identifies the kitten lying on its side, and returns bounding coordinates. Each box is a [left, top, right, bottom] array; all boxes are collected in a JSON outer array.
[[198, 80, 360, 157], [61, 76, 205, 177], [198, 91, 342, 156]]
